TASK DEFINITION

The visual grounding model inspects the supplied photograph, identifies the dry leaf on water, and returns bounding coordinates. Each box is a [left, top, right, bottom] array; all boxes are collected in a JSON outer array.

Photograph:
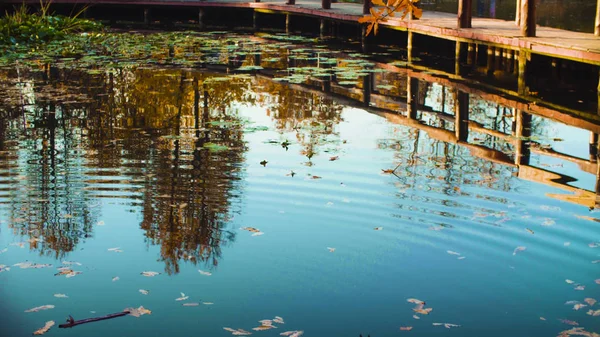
[[112, 276, 120, 282], [281, 331, 303, 337], [407, 298, 425, 305], [573, 304, 587, 310], [587, 309, 600, 316], [513, 246, 526, 255], [399, 326, 413, 331], [273, 316, 284, 324], [125, 306, 151, 317], [595, 279, 600, 284], [107, 247, 123, 253], [413, 308, 433, 315], [540, 317, 546, 321], [329, 156, 339, 161], [25, 305, 55, 313], [584, 298, 596, 306], [203, 302, 214, 305], [253, 325, 275, 331], [198, 270, 212, 276], [141, 271, 160, 277], [139, 289, 149, 295], [374, 227, 383, 231], [53, 294, 68, 298], [559, 319, 579, 326], [327, 247, 335, 252], [175, 293, 189, 301], [447, 250, 461, 256], [381, 169, 394, 174], [412, 315, 420, 320], [33, 321, 55, 335], [241, 227, 261, 233], [182, 303, 200, 307], [526, 228, 534, 234], [574, 285, 585, 291], [566, 279, 575, 284]]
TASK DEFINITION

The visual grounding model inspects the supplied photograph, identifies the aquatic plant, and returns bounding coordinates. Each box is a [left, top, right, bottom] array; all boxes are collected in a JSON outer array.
[[0, 1, 102, 47]]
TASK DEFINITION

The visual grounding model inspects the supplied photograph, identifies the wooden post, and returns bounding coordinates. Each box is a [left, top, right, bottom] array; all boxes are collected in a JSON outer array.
[[494, 47, 502, 71], [518, 50, 529, 95], [521, 0, 536, 37], [467, 43, 475, 66], [515, 0, 521, 26], [458, 0, 472, 28], [320, 19, 327, 38], [286, 14, 291, 33], [595, 0, 600, 36], [486, 45, 494, 77], [144, 8, 151, 25], [514, 109, 532, 165], [407, 77, 419, 119], [361, 26, 370, 53], [287, 0, 295, 5], [407, 32, 414, 63], [363, 0, 371, 15], [455, 41, 462, 75], [198, 9, 205, 30], [455, 90, 469, 142], [322, 0, 331, 10]]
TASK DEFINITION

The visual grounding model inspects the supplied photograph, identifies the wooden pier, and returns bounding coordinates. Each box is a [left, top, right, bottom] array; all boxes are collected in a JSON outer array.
[[4, 0, 600, 66]]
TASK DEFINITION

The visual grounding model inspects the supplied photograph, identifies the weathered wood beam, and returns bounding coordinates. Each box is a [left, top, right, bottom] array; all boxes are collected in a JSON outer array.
[[322, 0, 331, 10], [457, 0, 472, 28], [596, 0, 600, 36], [521, 0, 536, 37]]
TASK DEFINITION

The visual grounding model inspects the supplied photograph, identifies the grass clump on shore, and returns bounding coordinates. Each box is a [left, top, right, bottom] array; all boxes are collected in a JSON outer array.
[[0, 1, 102, 47]]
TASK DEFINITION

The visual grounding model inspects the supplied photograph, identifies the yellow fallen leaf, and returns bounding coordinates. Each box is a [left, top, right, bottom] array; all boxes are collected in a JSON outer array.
[[33, 321, 55, 335], [253, 325, 275, 331]]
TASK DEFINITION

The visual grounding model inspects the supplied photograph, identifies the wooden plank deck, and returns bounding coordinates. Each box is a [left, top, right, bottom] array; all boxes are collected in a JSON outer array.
[[5, 0, 600, 64]]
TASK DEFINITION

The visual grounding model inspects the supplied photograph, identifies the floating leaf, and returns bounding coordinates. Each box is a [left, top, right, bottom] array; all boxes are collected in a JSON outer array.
[[584, 298, 596, 306], [526, 228, 534, 234], [273, 316, 284, 324], [125, 306, 151, 317], [141, 271, 160, 277], [447, 250, 461, 256], [175, 292, 189, 301], [407, 298, 425, 305], [374, 227, 383, 231], [573, 304, 587, 310], [139, 289, 149, 295], [33, 321, 55, 335], [97, 221, 105, 226], [251, 232, 264, 237], [241, 227, 261, 233], [399, 326, 413, 331], [457, 256, 466, 260], [112, 276, 120, 282], [327, 247, 336, 252], [559, 319, 579, 326], [540, 317, 546, 321], [253, 325, 275, 331], [25, 305, 55, 313], [202, 302, 214, 305], [413, 308, 433, 315], [566, 279, 575, 284], [513, 246, 526, 255], [198, 270, 212, 276], [183, 303, 200, 307], [381, 169, 394, 174], [53, 294, 68, 298], [329, 156, 339, 161], [575, 285, 585, 291], [587, 309, 600, 316]]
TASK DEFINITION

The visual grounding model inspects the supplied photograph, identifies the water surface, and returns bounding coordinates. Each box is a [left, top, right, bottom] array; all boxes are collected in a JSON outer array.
[[0, 32, 599, 337]]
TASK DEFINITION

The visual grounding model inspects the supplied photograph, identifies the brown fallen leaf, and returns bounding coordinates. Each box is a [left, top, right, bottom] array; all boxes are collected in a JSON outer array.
[[381, 169, 394, 174], [584, 298, 596, 306], [413, 308, 433, 315], [399, 326, 413, 331], [311, 176, 322, 179], [329, 156, 339, 161], [240, 227, 261, 233], [587, 309, 600, 316], [374, 227, 383, 231], [407, 298, 425, 305], [33, 321, 55, 335]]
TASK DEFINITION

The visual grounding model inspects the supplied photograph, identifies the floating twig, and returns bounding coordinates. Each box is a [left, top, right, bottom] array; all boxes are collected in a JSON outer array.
[[58, 311, 130, 329]]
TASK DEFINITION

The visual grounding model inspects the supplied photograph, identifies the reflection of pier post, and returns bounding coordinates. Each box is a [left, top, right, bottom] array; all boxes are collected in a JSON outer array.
[[320, 19, 328, 39], [363, 72, 372, 107], [407, 77, 419, 119], [286, 14, 291, 34], [198, 9, 205, 30], [407, 32, 414, 63], [486, 46, 494, 77], [144, 8, 151, 25], [514, 109, 532, 165], [455, 41, 462, 75], [455, 90, 469, 142]]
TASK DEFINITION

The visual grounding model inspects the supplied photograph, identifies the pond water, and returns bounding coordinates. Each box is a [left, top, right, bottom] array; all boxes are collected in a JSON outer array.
[[0, 32, 599, 337]]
